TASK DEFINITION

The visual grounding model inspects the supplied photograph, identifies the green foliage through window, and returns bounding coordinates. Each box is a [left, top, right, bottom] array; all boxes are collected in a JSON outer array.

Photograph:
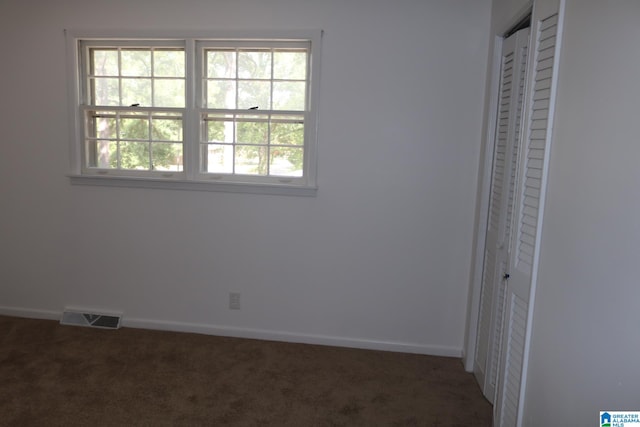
[[87, 111, 183, 171]]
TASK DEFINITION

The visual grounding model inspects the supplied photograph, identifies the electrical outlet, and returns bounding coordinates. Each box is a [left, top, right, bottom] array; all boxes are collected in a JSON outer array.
[[229, 292, 241, 310]]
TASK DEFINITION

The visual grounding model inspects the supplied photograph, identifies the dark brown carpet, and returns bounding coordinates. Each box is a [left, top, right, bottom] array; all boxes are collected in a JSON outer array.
[[0, 315, 491, 426]]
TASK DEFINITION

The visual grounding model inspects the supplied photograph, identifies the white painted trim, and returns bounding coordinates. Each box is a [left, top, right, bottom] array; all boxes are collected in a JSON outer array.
[[124, 317, 462, 357], [0, 306, 60, 321], [0, 306, 460, 357], [64, 28, 322, 195], [68, 174, 318, 197], [65, 29, 82, 176], [64, 28, 322, 42], [305, 29, 322, 190]]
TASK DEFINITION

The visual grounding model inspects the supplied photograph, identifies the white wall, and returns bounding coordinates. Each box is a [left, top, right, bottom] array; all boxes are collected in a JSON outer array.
[[524, 0, 640, 423], [0, 0, 491, 355]]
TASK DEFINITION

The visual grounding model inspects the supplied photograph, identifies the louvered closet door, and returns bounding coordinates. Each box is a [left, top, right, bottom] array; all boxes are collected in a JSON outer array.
[[494, 0, 564, 426], [474, 28, 529, 404]]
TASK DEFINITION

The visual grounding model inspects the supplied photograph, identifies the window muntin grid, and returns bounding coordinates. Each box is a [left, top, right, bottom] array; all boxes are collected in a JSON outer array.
[[82, 42, 186, 172], [202, 113, 304, 177], [85, 110, 183, 171], [204, 48, 307, 111], [87, 46, 185, 108], [200, 44, 309, 178]]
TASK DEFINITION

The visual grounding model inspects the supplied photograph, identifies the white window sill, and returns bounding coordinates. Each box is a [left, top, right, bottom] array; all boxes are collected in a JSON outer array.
[[68, 174, 317, 197]]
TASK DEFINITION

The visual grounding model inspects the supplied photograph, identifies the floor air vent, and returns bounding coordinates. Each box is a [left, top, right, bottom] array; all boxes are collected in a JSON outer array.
[[61, 309, 122, 329]]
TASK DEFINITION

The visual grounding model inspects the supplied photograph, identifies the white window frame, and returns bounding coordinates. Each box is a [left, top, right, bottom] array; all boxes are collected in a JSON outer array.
[[65, 29, 321, 196]]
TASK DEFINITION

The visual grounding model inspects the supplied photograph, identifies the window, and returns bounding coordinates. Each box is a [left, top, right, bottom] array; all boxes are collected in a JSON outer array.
[[66, 30, 321, 196]]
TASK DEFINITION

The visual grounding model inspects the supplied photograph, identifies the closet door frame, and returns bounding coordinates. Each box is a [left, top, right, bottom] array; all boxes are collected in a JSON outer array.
[[494, 1, 565, 425], [464, 3, 533, 374], [465, 0, 566, 425]]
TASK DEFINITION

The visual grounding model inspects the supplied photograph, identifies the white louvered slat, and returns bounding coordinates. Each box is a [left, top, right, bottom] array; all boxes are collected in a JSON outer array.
[[476, 43, 518, 402], [475, 45, 516, 394], [538, 36, 556, 52], [535, 73, 552, 86], [500, 295, 529, 427], [536, 57, 553, 71], [491, 37, 530, 391], [516, 14, 558, 275], [488, 52, 514, 233], [488, 260, 507, 388], [532, 98, 550, 111], [540, 13, 559, 31], [476, 247, 496, 370], [505, 42, 529, 245]]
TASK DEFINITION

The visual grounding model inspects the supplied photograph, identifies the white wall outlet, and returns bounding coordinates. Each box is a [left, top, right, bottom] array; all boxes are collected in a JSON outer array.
[[229, 292, 241, 310]]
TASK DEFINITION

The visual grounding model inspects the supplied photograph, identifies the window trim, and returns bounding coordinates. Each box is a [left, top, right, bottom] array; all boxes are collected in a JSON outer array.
[[65, 29, 321, 196]]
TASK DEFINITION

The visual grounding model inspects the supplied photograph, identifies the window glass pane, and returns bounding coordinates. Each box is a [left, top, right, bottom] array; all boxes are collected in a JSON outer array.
[[237, 80, 270, 110], [270, 147, 303, 176], [154, 79, 185, 108], [121, 49, 151, 77], [154, 49, 184, 77], [151, 116, 182, 141], [87, 140, 118, 168], [207, 50, 236, 78], [87, 112, 117, 139], [274, 51, 306, 80], [272, 81, 305, 111], [206, 80, 236, 109], [235, 145, 268, 175], [206, 116, 234, 142], [92, 78, 119, 106], [121, 78, 152, 106], [120, 115, 149, 140], [236, 118, 268, 145], [151, 142, 183, 171], [120, 141, 150, 170], [271, 118, 304, 146], [207, 120, 225, 142], [238, 50, 271, 79], [91, 49, 118, 76], [204, 143, 233, 173]]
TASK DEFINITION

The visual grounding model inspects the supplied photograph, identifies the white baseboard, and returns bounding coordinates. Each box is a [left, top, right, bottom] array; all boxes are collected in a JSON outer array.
[[0, 306, 462, 357], [124, 317, 462, 357], [0, 306, 60, 321]]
